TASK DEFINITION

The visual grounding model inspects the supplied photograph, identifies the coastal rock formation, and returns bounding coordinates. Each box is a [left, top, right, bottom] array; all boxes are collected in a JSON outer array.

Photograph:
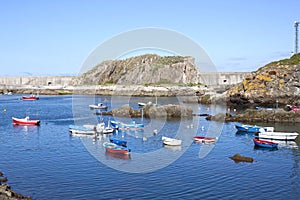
[[207, 108, 300, 123], [78, 54, 200, 85], [226, 108, 300, 123], [0, 172, 31, 200], [227, 54, 300, 107], [101, 103, 193, 119]]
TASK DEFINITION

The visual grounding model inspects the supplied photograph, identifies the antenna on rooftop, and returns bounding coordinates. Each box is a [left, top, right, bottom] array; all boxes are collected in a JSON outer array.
[[295, 21, 300, 54]]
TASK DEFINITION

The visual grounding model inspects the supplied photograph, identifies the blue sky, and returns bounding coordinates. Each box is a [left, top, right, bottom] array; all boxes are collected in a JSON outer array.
[[0, 0, 299, 76]]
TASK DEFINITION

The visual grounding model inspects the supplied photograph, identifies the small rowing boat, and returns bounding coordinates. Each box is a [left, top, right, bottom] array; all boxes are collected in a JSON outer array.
[[162, 136, 182, 146], [253, 138, 278, 148], [193, 136, 216, 143], [12, 116, 40, 126], [103, 142, 130, 155]]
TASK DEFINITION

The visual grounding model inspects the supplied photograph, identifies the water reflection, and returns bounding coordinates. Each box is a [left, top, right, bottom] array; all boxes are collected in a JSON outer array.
[[163, 144, 182, 152], [105, 151, 131, 160]]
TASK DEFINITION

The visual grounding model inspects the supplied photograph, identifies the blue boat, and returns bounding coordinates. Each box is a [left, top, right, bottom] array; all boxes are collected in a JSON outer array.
[[110, 120, 144, 130], [109, 138, 127, 147], [253, 138, 278, 149], [235, 124, 262, 133]]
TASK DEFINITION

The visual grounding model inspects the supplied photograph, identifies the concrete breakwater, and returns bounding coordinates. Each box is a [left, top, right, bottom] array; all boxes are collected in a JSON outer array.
[[0, 72, 248, 96]]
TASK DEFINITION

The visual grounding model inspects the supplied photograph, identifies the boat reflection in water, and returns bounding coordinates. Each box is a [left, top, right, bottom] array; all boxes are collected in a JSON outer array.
[[163, 144, 182, 152], [105, 151, 131, 160]]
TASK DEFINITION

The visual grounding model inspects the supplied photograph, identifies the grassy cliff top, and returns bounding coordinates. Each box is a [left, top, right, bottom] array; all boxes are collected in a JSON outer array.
[[264, 53, 300, 67]]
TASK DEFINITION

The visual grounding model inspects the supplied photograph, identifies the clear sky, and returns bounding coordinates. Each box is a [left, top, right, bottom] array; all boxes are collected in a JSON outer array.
[[0, 0, 299, 76]]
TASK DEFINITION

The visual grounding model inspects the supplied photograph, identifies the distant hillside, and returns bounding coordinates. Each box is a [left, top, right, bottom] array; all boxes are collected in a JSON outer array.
[[227, 53, 300, 107], [77, 54, 199, 85]]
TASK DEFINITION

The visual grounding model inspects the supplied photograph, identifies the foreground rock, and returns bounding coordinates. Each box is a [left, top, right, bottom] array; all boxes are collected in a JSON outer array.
[[229, 154, 254, 163], [101, 103, 193, 119], [0, 184, 31, 200], [227, 54, 300, 108], [0, 171, 31, 200]]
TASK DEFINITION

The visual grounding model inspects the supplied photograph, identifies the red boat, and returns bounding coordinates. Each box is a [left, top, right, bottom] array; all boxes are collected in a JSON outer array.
[[103, 142, 130, 155], [194, 136, 216, 143], [287, 105, 300, 112], [22, 95, 39, 101], [12, 117, 40, 126]]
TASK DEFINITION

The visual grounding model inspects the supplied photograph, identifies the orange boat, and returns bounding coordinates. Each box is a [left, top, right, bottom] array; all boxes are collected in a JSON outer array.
[[12, 117, 40, 126]]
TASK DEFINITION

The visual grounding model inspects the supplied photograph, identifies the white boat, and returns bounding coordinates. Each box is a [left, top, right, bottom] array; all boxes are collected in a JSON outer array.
[[138, 102, 147, 107], [89, 103, 108, 110], [162, 136, 182, 146], [96, 122, 114, 134], [258, 128, 299, 141], [69, 125, 96, 135]]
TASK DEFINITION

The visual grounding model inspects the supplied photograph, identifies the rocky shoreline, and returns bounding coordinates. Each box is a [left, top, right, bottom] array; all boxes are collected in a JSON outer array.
[[0, 172, 31, 200], [206, 108, 300, 123]]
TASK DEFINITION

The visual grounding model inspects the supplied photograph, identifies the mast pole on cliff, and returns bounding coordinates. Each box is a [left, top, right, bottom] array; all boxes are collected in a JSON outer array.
[[295, 21, 300, 54]]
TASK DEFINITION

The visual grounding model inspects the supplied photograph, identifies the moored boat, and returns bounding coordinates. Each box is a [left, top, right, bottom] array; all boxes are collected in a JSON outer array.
[[103, 142, 130, 155], [138, 102, 147, 107], [235, 124, 274, 133], [22, 95, 39, 101], [253, 138, 278, 148], [194, 136, 216, 143], [89, 103, 108, 110], [110, 120, 144, 130], [235, 124, 262, 133], [109, 138, 127, 147], [258, 128, 299, 141], [69, 125, 95, 135], [12, 116, 40, 126], [162, 136, 182, 146], [287, 105, 300, 112]]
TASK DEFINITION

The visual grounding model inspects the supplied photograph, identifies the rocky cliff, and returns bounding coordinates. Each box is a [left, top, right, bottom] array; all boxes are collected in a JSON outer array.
[[227, 54, 300, 107], [78, 54, 199, 85]]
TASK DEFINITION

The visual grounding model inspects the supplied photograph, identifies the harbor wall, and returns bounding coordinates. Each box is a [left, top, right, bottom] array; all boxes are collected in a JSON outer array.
[[0, 72, 249, 88]]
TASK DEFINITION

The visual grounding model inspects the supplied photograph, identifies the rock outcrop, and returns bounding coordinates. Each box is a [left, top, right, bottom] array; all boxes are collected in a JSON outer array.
[[0, 172, 31, 200], [78, 54, 200, 85], [227, 54, 300, 108], [226, 108, 300, 123], [229, 154, 254, 163], [101, 103, 193, 119]]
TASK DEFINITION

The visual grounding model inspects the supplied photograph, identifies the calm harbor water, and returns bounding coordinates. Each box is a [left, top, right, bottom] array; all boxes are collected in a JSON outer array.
[[0, 95, 299, 199]]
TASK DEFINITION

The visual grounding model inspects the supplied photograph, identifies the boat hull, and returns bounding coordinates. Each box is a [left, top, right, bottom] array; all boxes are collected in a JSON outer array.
[[194, 136, 216, 143], [89, 104, 108, 110], [12, 117, 40, 126], [22, 96, 39, 101], [258, 132, 299, 141], [69, 125, 95, 135], [103, 142, 130, 155], [162, 136, 182, 146], [253, 138, 278, 148]]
